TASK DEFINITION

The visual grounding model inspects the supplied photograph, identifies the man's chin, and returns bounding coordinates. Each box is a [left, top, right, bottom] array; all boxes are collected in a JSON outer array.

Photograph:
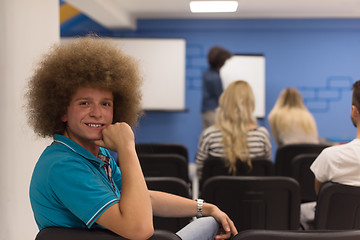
[[88, 133, 103, 142], [93, 136, 103, 141]]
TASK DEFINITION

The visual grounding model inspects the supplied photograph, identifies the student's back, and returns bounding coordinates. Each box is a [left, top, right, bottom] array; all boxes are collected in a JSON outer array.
[[196, 80, 272, 181]]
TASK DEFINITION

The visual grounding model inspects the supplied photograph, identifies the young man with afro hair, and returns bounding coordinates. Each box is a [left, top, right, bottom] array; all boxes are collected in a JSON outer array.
[[27, 36, 237, 240]]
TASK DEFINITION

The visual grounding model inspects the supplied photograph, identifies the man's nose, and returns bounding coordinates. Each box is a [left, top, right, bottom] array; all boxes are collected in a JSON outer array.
[[89, 104, 102, 117]]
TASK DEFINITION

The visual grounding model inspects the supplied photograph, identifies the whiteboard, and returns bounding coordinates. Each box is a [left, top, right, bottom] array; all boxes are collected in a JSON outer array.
[[61, 38, 186, 111], [113, 38, 186, 111], [220, 54, 266, 118]]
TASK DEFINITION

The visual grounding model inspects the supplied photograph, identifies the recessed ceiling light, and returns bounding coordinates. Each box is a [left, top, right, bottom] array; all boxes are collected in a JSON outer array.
[[190, 1, 238, 13]]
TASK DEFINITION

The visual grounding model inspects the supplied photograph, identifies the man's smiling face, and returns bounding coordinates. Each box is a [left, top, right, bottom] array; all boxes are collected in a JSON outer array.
[[61, 87, 114, 152]]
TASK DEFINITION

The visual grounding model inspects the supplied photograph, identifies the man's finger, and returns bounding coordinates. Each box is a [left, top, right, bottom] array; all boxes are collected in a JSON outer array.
[[215, 232, 231, 240]]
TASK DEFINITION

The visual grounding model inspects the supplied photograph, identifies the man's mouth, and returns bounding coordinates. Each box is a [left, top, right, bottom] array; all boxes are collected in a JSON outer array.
[[86, 123, 104, 128]]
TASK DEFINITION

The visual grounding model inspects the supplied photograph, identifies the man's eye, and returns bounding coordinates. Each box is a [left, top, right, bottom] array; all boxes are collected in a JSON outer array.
[[79, 102, 89, 105], [103, 102, 112, 107]]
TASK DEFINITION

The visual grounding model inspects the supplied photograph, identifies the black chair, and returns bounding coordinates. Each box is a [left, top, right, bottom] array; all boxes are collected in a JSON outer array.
[[232, 229, 360, 240], [291, 153, 318, 203], [145, 177, 192, 232], [138, 153, 189, 183], [135, 143, 188, 161], [275, 143, 330, 176], [200, 156, 274, 187], [201, 176, 301, 231], [35, 227, 181, 240], [315, 181, 360, 230]]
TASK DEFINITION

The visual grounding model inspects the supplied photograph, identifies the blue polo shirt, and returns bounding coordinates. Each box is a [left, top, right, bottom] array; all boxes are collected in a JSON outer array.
[[30, 134, 122, 230]]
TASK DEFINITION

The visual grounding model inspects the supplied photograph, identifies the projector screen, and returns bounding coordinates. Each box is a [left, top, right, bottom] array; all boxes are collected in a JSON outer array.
[[220, 54, 266, 118], [61, 38, 186, 111]]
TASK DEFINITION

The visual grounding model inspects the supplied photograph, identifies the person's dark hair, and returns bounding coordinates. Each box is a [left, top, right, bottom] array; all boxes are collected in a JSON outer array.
[[207, 46, 232, 70], [352, 80, 360, 111], [26, 36, 143, 138]]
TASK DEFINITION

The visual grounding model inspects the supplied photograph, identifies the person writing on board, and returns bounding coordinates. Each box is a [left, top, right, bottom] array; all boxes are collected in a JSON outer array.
[[27, 36, 237, 240], [196, 80, 272, 181], [201, 46, 232, 130]]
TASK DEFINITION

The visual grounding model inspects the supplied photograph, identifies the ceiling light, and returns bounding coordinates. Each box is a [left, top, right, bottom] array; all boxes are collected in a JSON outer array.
[[190, 1, 238, 13]]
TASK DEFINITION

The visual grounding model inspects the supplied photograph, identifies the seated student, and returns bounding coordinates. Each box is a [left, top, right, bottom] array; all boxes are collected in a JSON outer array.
[[195, 80, 272, 181], [268, 87, 319, 147], [300, 80, 360, 229], [27, 37, 237, 240]]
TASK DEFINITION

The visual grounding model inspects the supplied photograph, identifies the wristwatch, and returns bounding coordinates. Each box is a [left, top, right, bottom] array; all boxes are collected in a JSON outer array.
[[196, 199, 204, 218]]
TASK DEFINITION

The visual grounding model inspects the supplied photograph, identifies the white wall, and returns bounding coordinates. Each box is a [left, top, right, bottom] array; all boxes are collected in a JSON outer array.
[[0, 0, 59, 239]]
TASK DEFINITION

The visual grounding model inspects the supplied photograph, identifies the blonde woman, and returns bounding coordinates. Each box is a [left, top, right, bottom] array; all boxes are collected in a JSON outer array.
[[268, 88, 319, 147], [196, 80, 272, 180]]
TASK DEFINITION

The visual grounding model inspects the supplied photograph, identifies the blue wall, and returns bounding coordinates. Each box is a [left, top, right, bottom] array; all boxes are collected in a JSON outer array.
[[62, 17, 360, 162]]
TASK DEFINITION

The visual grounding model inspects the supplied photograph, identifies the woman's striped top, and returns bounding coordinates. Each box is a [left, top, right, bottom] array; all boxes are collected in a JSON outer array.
[[195, 125, 272, 179]]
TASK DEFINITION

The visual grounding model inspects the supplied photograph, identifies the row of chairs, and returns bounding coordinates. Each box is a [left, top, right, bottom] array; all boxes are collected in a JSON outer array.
[[35, 141, 359, 239], [35, 228, 181, 240], [136, 143, 331, 203], [135, 143, 330, 178], [201, 154, 321, 203], [139, 153, 319, 201], [232, 229, 360, 240], [135, 142, 360, 233], [36, 178, 360, 239], [146, 176, 360, 232], [36, 228, 360, 240]]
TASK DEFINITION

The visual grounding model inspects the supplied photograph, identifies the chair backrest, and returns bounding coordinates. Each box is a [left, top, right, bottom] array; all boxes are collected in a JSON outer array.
[[275, 143, 330, 176], [232, 229, 360, 240], [145, 177, 192, 233], [200, 156, 274, 187], [138, 153, 189, 183], [291, 153, 318, 202], [35, 227, 181, 240], [315, 181, 360, 230], [135, 143, 188, 161], [145, 177, 191, 197], [201, 176, 301, 231]]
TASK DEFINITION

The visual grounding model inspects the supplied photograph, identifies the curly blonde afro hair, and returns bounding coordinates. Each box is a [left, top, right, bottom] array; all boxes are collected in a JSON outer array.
[[26, 36, 143, 138]]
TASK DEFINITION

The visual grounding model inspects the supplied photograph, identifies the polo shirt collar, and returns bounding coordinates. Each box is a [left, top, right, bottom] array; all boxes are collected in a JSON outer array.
[[53, 134, 107, 167]]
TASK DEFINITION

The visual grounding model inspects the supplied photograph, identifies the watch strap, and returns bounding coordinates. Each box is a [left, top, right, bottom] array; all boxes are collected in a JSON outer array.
[[196, 199, 204, 218]]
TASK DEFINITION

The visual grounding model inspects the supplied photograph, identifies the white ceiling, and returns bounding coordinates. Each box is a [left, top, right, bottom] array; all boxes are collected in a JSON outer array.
[[65, 0, 360, 29]]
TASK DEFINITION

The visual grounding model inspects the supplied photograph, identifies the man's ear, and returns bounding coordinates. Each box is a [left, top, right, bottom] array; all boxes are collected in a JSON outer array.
[[352, 105, 359, 115], [61, 114, 67, 123]]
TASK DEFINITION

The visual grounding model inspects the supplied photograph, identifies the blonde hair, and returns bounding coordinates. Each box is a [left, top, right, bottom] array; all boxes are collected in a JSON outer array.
[[216, 80, 256, 174], [268, 88, 318, 146]]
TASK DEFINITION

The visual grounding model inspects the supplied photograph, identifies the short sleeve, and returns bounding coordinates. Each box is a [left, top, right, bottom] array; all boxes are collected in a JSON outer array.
[[310, 148, 335, 183], [48, 159, 119, 228]]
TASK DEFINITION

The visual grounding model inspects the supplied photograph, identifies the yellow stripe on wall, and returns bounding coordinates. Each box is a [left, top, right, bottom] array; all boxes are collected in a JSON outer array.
[[60, 3, 81, 24]]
